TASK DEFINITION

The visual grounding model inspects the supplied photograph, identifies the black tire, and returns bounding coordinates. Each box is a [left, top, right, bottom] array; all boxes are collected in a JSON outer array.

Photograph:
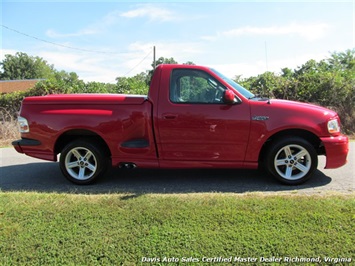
[[264, 137, 318, 185], [59, 139, 108, 185]]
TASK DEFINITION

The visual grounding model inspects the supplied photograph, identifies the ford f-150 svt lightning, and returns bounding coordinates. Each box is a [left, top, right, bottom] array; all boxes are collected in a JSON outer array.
[[12, 64, 349, 185]]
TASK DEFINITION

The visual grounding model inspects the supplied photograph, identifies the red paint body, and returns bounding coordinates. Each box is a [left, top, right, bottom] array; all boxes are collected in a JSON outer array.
[[13, 64, 349, 171]]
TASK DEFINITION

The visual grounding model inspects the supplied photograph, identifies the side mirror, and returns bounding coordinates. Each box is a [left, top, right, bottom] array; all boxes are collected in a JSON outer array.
[[223, 90, 238, 104]]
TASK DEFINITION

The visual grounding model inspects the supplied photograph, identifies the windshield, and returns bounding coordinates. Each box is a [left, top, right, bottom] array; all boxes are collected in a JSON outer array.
[[210, 68, 255, 99]]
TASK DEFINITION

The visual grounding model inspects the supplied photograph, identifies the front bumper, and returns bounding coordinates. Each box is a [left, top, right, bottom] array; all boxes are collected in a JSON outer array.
[[320, 135, 349, 169]]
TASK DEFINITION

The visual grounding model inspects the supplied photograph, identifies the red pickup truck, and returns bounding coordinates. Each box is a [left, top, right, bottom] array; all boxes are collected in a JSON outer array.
[[13, 64, 349, 185]]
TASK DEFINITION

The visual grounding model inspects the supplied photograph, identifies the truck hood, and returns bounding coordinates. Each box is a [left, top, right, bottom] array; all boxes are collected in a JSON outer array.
[[267, 99, 337, 118], [250, 98, 339, 136], [23, 94, 148, 105]]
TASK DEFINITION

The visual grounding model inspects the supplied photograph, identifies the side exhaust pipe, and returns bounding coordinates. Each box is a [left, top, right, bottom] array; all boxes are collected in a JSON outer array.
[[119, 163, 137, 169]]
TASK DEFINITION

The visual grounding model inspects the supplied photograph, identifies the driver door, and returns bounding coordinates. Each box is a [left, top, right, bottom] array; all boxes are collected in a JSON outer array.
[[157, 68, 250, 162]]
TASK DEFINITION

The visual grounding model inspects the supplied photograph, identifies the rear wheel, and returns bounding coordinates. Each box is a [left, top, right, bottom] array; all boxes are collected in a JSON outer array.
[[59, 140, 108, 185], [265, 137, 318, 185]]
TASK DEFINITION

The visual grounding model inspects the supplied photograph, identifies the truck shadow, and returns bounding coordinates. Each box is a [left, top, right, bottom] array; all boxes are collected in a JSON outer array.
[[0, 162, 332, 194]]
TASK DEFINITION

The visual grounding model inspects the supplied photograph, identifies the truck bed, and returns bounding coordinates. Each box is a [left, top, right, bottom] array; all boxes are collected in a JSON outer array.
[[23, 94, 147, 105]]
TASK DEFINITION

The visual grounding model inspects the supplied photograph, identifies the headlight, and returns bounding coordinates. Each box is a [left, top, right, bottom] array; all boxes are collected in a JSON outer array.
[[17, 116, 29, 133], [327, 118, 340, 134]]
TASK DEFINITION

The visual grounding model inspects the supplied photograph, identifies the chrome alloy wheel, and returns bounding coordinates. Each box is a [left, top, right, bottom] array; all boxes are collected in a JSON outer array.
[[65, 147, 97, 181], [274, 144, 312, 181]]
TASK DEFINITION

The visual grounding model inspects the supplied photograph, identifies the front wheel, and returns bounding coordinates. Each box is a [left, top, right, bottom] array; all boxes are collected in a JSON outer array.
[[265, 137, 318, 185], [59, 140, 108, 185]]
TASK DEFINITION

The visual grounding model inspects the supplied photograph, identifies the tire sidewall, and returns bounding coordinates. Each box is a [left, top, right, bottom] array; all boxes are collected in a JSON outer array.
[[265, 137, 318, 185]]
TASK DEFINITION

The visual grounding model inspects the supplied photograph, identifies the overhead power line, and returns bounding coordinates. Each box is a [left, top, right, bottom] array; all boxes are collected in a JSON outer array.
[[2, 24, 155, 77], [1, 24, 129, 55], [124, 49, 153, 76]]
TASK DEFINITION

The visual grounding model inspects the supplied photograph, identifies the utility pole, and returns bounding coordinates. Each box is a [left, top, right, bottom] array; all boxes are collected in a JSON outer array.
[[153, 46, 156, 69]]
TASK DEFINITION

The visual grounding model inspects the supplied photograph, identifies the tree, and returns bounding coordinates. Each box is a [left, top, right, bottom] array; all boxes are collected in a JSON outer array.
[[115, 72, 149, 95], [54, 70, 81, 84], [146, 57, 179, 84], [152, 57, 178, 69], [0, 52, 55, 80], [183, 61, 196, 65], [328, 49, 355, 71]]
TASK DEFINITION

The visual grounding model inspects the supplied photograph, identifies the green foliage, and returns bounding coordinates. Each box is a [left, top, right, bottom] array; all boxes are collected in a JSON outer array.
[[147, 56, 180, 83], [0, 90, 28, 118], [1, 193, 354, 265], [0, 52, 55, 80], [153, 57, 178, 68], [115, 72, 149, 95]]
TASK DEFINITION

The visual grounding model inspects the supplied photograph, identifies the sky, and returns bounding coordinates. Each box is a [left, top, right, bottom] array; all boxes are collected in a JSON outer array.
[[1, 0, 354, 83]]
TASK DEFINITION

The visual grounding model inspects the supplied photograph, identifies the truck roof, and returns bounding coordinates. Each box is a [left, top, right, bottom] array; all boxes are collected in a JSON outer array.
[[156, 64, 211, 71]]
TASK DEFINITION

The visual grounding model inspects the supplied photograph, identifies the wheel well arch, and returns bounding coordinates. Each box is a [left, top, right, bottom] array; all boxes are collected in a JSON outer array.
[[54, 129, 111, 157], [258, 129, 323, 165]]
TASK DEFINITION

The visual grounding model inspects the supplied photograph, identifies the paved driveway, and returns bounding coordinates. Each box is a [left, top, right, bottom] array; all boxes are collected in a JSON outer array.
[[0, 143, 354, 194]]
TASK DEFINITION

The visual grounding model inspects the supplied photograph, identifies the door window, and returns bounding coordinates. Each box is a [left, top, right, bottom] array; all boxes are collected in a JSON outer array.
[[170, 69, 226, 104]]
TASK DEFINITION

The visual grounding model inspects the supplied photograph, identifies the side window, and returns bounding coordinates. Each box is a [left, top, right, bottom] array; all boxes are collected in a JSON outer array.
[[170, 69, 226, 104]]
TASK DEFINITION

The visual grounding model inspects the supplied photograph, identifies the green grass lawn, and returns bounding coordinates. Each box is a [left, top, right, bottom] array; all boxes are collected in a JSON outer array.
[[0, 192, 354, 265]]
